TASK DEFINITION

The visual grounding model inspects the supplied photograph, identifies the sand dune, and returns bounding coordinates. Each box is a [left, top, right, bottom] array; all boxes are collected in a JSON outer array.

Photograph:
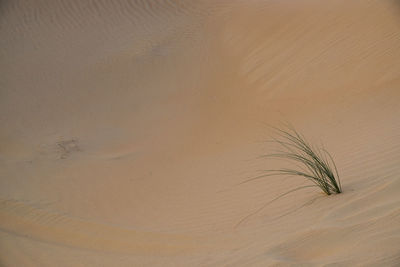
[[1, 0, 400, 266]]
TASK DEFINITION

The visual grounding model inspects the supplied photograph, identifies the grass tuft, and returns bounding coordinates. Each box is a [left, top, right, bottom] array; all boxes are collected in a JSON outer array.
[[235, 125, 342, 228], [243, 125, 342, 195]]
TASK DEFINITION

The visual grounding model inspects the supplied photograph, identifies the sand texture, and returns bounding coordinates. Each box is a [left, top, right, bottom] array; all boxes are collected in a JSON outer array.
[[1, 0, 400, 266]]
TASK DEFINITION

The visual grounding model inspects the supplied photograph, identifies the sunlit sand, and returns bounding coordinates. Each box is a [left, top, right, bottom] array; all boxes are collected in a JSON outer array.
[[1, 0, 399, 265]]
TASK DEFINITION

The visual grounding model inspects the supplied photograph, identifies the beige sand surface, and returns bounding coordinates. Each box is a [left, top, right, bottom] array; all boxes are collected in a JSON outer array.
[[1, 0, 400, 266]]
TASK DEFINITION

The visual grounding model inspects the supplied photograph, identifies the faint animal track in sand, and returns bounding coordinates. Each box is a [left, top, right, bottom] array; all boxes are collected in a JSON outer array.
[[56, 139, 81, 159]]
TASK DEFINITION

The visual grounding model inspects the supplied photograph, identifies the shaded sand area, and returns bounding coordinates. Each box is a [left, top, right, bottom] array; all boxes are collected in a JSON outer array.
[[1, 0, 400, 265]]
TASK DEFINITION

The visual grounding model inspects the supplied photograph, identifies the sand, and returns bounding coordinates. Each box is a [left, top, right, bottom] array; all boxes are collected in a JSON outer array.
[[1, 0, 400, 266]]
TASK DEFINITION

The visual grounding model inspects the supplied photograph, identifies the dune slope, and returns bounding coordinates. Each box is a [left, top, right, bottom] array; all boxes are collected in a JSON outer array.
[[1, 0, 400, 266]]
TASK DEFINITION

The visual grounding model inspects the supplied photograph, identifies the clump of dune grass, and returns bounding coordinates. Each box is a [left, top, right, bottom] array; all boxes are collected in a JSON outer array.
[[272, 126, 341, 194], [235, 125, 341, 227], [252, 125, 342, 194]]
